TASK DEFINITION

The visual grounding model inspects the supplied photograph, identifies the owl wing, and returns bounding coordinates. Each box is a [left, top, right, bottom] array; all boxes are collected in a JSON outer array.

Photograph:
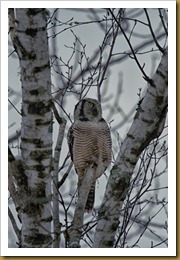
[[67, 124, 74, 162], [99, 118, 112, 164]]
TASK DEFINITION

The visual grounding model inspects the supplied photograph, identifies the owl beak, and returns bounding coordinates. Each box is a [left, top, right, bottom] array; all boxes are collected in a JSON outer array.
[[92, 107, 98, 116]]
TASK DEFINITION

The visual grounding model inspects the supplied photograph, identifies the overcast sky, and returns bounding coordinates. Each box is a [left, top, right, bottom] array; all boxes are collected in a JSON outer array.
[[6, 5, 175, 252]]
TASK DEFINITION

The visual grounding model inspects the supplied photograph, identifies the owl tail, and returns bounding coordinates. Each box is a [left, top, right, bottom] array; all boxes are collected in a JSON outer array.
[[85, 184, 95, 212]]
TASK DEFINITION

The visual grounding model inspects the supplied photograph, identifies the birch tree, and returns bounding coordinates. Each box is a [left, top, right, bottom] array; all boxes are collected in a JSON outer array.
[[93, 47, 168, 247], [8, 8, 168, 248], [8, 8, 53, 248]]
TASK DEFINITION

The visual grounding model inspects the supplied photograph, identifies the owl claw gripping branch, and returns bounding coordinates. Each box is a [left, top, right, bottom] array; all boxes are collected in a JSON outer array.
[[67, 98, 112, 211]]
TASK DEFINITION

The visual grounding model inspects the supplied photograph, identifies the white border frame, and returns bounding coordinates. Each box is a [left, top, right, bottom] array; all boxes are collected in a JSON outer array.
[[1, 1, 176, 256]]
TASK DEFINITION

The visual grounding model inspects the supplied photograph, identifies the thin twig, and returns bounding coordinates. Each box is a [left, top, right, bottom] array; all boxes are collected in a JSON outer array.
[[97, 11, 120, 102], [108, 9, 154, 85], [8, 99, 21, 115], [158, 9, 168, 36], [58, 161, 73, 188], [8, 207, 21, 243], [144, 9, 164, 53]]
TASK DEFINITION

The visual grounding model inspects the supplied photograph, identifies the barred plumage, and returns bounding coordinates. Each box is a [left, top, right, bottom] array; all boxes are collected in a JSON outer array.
[[67, 98, 112, 211]]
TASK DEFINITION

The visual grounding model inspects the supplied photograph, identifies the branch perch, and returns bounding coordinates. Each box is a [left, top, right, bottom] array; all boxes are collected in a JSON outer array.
[[68, 166, 95, 247]]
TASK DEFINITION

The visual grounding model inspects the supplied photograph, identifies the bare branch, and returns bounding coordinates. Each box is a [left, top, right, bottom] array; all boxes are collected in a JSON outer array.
[[158, 9, 168, 36], [8, 207, 21, 245], [144, 9, 164, 53], [68, 167, 95, 247], [52, 103, 67, 247], [108, 9, 154, 85], [93, 48, 168, 248]]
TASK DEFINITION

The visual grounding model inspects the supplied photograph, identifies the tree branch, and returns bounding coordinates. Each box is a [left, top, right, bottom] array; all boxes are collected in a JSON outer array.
[[52, 104, 67, 247], [144, 9, 164, 53], [158, 9, 168, 36], [8, 147, 27, 224], [8, 207, 21, 245], [53, 106, 67, 248], [97, 11, 121, 102], [93, 48, 168, 248], [68, 166, 95, 247], [108, 9, 157, 85]]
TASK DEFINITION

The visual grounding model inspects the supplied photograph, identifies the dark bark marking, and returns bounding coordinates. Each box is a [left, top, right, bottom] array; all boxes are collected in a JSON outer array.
[[38, 170, 47, 179], [156, 95, 164, 105], [25, 233, 52, 246], [34, 182, 46, 198], [25, 28, 38, 37], [157, 68, 167, 79], [23, 202, 41, 215], [21, 137, 44, 147], [28, 100, 51, 115], [32, 63, 49, 74], [102, 240, 114, 248], [34, 164, 45, 172], [30, 149, 52, 162], [29, 89, 39, 96], [141, 118, 154, 125], [35, 118, 52, 126], [26, 8, 45, 16], [127, 133, 135, 140]]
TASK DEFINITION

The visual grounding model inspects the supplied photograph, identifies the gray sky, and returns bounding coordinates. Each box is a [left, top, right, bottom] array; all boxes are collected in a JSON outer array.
[[6, 6, 174, 252]]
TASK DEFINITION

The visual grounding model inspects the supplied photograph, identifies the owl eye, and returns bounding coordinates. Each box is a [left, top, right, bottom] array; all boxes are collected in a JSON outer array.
[[89, 102, 94, 108]]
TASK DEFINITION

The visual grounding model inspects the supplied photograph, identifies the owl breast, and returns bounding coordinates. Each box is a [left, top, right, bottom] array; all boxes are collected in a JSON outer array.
[[72, 119, 111, 180]]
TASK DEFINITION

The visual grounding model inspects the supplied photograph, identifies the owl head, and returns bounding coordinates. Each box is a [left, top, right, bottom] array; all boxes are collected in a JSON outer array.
[[74, 98, 102, 122]]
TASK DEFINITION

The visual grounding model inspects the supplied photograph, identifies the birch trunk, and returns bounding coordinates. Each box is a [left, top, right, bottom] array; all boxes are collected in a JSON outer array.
[[9, 8, 53, 248], [93, 48, 168, 248]]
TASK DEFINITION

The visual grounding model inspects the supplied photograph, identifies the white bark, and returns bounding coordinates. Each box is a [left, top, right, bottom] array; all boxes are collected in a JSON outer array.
[[52, 106, 67, 247], [68, 167, 95, 247], [9, 8, 53, 247], [93, 48, 168, 248]]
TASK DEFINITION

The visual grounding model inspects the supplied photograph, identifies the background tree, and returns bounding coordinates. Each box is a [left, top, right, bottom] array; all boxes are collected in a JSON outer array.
[[8, 8, 53, 248], [8, 8, 168, 248]]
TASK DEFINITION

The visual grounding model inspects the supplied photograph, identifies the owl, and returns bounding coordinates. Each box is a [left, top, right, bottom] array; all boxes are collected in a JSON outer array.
[[67, 98, 112, 211]]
